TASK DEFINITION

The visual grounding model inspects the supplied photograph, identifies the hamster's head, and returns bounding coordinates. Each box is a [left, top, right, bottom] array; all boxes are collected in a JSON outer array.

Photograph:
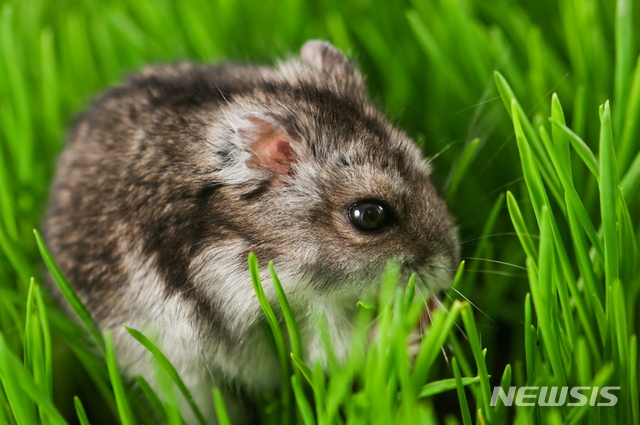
[[209, 41, 458, 301]]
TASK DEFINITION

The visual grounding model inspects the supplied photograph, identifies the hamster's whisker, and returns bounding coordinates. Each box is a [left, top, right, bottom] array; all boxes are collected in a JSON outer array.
[[436, 263, 451, 273], [449, 286, 498, 328], [463, 78, 500, 139], [430, 266, 460, 273], [414, 286, 429, 337], [429, 139, 463, 163], [440, 342, 450, 367], [475, 133, 514, 179], [419, 286, 451, 366], [441, 95, 503, 125], [474, 269, 525, 277], [430, 293, 448, 313], [429, 272, 493, 343], [430, 287, 468, 339], [481, 176, 525, 201], [431, 293, 463, 332], [452, 175, 525, 219], [526, 71, 570, 117], [431, 264, 522, 278], [460, 257, 527, 270], [458, 232, 540, 246]]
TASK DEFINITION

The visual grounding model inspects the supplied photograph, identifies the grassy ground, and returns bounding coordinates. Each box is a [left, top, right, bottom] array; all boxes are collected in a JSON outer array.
[[0, 0, 639, 423]]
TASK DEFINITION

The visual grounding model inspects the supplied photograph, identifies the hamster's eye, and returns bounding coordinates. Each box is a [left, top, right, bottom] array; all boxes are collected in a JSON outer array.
[[349, 201, 391, 232]]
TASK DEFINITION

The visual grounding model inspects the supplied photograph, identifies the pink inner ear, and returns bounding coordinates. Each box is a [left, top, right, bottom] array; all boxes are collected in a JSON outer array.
[[248, 130, 297, 175]]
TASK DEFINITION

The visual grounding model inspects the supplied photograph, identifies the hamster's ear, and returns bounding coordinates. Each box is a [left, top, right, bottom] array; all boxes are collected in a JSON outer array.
[[240, 115, 299, 176], [301, 40, 363, 79], [300, 40, 348, 72], [300, 41, 365, 95]]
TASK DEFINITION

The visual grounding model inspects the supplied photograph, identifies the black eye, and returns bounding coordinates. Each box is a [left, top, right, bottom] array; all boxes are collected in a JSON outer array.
[[349, 201, 391, 232]]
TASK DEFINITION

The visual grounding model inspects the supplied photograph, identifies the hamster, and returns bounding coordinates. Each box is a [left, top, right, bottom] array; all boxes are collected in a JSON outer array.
[[43, 40, 459, 423]]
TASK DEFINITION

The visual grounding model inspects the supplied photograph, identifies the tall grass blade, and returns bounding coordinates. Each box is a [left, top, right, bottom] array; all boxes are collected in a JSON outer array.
[[33, 230, 104, 353], [124, 325, 206, 425]]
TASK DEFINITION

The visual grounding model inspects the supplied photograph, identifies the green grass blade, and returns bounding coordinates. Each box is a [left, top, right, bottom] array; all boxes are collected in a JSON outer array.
[[25, 281, 46, 424], [39, 27, 61, 146], [617, 187, 637, 286], [459, 193, 505, 293], [451, 358, 472, 425], [0, 333, 66, 425], [33, 229, 105, 353], [591, 294, 608, 346], [549, 118, 599, 180], [0, 287, 25, 346], [105, 331, 135, 425], [541, 118, 604, 261], [136, 374, 168, 424], [495, 71, 563, 205], [506, 191, 538, 261], [124, 325, 206, 425], [269, 261, 302, 361], [598, 101, 619, 288], [33, 285, 52, 402], [248, 253, 292, 425], [0, 334, 36, 425], [406, 9, 469, 102], [411, 301, 463, 387], [460, 304, 492, 421], [445, 261, 466, 309], [536, 206, 567, 387], [612, 281, 630, 425], [418, 376, 482, 399], [212, 387, 232, 425], [524, 293, 535, 384], [565, 194, 600, 310], [351, 19, 409, 110], [0, 221, 31, 284], [613, 0, 634, 138], [291, 376, 316, 425], [620, 147, 640, 200], [74, 396, 90, 425], [0, 4, 33, 183], [403, 273, 416, 313], [492, 364, 512, 421], [514, 97, 600, 364], [291, 353, 314, 391], [66, 344, 119, 420], [572, 84, 587, 138], [574, 337, 598, 424], [447, 138, 480, 201], [0, 153, 18, 242], [23, 279, 35, 376], [311, 362, 326, 425], [325, 11, 352, 52], [511, 98, 548, 221], [550, 94, 572, 179], [565, 363, 615, 425], [630, 335, 639, 425], [0, 381, 9, 425], [619, 56, 640, 170]]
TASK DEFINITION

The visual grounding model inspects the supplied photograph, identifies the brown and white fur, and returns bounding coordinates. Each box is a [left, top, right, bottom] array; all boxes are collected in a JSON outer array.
[[43, 41, 459, 423]]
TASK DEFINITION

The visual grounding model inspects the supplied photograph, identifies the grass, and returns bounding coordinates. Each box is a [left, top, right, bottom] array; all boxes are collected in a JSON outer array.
[[0, 0, 639, 423]]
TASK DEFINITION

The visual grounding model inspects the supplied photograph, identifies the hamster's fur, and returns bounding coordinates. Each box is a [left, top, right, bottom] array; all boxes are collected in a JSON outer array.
[[43, 41, 458, 423]]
